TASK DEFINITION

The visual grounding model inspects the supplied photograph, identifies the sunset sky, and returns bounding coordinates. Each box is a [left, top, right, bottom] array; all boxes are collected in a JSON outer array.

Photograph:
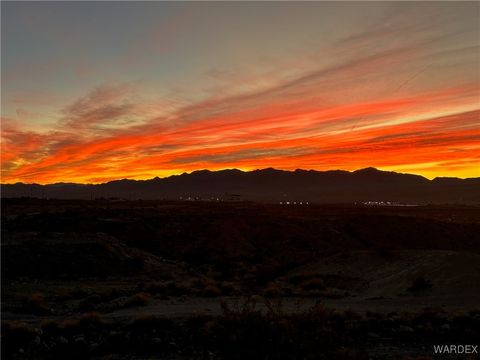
[[1, 1, 479, 184]]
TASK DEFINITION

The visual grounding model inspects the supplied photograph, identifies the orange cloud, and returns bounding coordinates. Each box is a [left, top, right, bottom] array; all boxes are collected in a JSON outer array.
[[3, 93, 478, 183], [2, 42, 479, 184]]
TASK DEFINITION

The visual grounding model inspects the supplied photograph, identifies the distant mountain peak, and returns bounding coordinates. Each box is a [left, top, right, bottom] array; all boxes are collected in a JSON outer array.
[[1, 167, 478, 205], [254, 167, 282, 174], [353, 167, 381, 174]]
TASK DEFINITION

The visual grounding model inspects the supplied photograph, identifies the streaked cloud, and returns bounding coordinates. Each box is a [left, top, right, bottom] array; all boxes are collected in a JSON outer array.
[[1, 2, 479, 183]]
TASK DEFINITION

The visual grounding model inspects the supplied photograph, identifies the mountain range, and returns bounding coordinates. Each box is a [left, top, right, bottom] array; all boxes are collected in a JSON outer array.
[[1, 167, 479, 204]]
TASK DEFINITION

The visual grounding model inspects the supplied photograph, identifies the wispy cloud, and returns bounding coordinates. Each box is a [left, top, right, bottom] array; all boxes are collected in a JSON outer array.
[[2, 2, 479, 183]]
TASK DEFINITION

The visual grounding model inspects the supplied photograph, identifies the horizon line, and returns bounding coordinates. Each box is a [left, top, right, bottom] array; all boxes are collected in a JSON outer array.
[[1, 166, 478, 186]]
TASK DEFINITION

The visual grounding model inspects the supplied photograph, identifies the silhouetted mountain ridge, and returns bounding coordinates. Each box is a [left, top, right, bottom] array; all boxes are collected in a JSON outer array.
[[2, 168, 479, 204]]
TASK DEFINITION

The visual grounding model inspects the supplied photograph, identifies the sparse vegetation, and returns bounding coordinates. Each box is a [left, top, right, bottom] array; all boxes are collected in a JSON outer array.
[[262, 282, 283, 297], [300, 277, 326, 291], [123, 292, 152, 308], [24, 292, 50, 315], [2, 200, 480, 359], [201, 281, 222, 297], [407, 277, 433, 293], [79, 294, 103, 311], [5, 299, 478, 359]]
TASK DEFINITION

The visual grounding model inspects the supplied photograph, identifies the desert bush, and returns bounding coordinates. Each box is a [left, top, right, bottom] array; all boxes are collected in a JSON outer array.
[[214, 261, 236, 280], [213, 299, 364, 360], [77, 312, 108, 327], [127, 314, 175, 332], [124, 292, 151, 307], [365, 311, 382, 319], [1, 321, 36, 356], [55, 287, 74, 301], [412, 308, 445, 326], [407, 277, 432, 293], [451, 315, 480, 336], [219, 281, 237, 295], [148, 280, 192, 296], [58, 312, 108, 335], [220, 296, 261, 318], [300, 278, 326, 291], [202, 281, 222, 297], [254, 260, 288, 284], [79, 294, 103, 311], [40, 319, 61, 333], [144, 281, 166, 294], [143, 280, 192, 296], [262, 282, 283, 298], [264, 298, 284, 317], [343, 309, 362, 322], [120, 315, 180, 354], [70, 288, 90, 299], [24, 292, 50, 315], [54, 287, 90, 301], [307, 301, 336, 320], [376, 246, 396, 258], [289, 272, 316, 285]]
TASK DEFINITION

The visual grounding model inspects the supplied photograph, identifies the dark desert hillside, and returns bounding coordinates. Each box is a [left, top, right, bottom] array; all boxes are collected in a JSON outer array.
[[2, 168, 479, 204], [2, 199, 480, 359]]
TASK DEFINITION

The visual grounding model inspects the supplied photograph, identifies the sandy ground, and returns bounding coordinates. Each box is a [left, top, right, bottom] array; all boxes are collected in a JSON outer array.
[[4, 293, 480, 325]]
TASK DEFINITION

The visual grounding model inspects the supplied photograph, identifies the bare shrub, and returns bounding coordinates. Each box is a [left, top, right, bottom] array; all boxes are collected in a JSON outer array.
[[124, 292, 151, 307], [407, 277, 432, 293], [202, 281, 222, 297], [263, 282, 283, 298], [300, 278, 326, 291], [24, 292, 50, 315]]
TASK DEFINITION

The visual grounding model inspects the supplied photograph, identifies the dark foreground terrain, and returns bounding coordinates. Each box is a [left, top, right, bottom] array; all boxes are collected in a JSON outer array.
[[2, 199, 480, 359]]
